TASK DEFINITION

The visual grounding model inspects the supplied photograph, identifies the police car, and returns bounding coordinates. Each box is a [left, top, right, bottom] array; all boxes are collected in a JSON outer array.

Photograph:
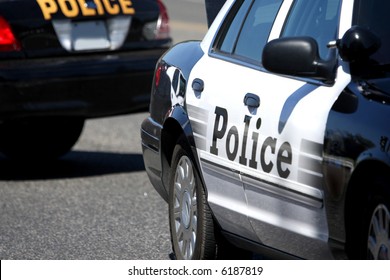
[[141, 0, 390, 259], [0, 0, 171, 160]]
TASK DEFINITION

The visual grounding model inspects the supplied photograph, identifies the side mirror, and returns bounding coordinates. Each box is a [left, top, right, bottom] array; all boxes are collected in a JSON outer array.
[[262, 37, 336, 83], [337, 26, 381, 62]]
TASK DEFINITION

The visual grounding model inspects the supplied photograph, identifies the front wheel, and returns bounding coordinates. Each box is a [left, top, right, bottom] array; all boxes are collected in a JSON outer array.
[[367, 202, 390, 259], [168, 139, 217, 260]]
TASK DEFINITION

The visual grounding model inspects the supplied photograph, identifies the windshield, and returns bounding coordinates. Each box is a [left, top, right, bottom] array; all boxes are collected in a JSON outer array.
[[353, 0, 390, 65]]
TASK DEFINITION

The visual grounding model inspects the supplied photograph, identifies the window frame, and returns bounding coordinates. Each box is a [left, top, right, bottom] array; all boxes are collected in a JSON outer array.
[[210, 0, 284, 69], [208, 0, 341, 86], [280, 0, 342, 61]]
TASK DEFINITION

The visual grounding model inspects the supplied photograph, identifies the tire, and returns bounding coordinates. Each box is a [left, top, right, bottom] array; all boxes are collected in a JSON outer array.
[[0, 116, 85, 161], [349, 175, 390, 259], [366, 200, 390, 259], [168, 138, 217, 259]]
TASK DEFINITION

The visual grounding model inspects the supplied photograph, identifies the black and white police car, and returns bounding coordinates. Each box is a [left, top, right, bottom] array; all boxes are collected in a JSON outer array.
[[0, 0, 171, 160], [141, 0, 390, 259]]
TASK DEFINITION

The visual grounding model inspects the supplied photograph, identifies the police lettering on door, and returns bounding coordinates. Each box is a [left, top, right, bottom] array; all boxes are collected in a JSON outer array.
[[210, 106, 293, 179], [36, 0, 135, 20]]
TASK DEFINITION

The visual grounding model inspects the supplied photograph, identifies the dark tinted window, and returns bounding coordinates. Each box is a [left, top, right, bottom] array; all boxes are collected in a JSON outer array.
[[219, 0, 252, 53], [353, 0, 390, 65], [282, 0, 341, 59], [235, 0, 283, 62], [216, 0, 283, 64]]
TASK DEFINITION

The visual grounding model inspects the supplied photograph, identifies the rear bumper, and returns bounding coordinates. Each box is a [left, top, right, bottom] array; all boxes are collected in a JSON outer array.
[[0, 48, 168, 120]]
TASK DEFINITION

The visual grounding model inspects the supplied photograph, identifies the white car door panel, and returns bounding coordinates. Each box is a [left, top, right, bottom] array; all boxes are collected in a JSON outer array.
[[186, 0, 350, 259], [187, 57, 260, 242], [241, 69, 350, 259], [188, 53, 351, 258]]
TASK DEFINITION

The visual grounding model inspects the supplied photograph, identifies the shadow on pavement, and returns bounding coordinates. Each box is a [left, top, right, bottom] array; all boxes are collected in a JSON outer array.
[[0, 150, 145, 181]]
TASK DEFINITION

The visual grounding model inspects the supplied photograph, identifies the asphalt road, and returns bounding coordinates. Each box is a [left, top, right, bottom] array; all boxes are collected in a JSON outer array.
[[0, 1, 207, 260], [164, 0, 208, 44]]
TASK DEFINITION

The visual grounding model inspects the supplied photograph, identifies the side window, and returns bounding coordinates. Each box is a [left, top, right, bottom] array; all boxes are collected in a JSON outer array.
[[282, 0, 341, 59], [234, 0, 283, 62], [215, 0, 283, 64], [219, 0, 252, 54]]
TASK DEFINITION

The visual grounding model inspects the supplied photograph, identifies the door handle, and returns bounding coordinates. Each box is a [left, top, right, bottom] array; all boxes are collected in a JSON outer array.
[[192, 78, 204, 98], [192, 78, 204, 92], [244, 93, 260, 108]]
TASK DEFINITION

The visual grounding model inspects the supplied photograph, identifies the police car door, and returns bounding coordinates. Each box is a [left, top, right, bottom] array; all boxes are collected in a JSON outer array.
[[187, 0, 351, 258]]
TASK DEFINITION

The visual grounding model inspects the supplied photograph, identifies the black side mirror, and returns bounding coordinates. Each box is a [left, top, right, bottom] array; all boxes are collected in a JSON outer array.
[[262, 37, 336, 83], [336, 26, 381, 62]]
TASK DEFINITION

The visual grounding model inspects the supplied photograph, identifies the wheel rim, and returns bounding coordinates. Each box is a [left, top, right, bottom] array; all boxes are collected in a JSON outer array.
[[367, 204, 390, 260], [172, 155, 198, 259]]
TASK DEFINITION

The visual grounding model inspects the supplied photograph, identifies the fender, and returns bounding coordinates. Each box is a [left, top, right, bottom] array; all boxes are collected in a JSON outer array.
[[323, 81, 390, 256], [145, 40, 205, 200], [149, 41, 204, 125]]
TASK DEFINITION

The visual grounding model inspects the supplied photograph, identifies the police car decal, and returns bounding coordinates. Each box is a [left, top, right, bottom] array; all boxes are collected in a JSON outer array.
[[36, 0, 135, 20], [185, 56, 350, 197], [36, 0, 136, 51], [187, 103, 324, 201]]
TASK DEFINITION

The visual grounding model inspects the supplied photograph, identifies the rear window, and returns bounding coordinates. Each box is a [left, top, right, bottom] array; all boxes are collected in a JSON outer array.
[[214, 0, 283, 65]]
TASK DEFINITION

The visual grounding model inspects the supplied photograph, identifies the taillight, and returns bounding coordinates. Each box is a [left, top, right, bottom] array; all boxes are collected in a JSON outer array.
[[155, 64, 164, 87], [156, 0, 170, 39], [143, 0, 170, 40], [0, 16, 21, 51]]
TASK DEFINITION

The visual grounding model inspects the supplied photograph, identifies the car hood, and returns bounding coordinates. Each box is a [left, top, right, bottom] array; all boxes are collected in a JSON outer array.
[[361, 77, 390, 103]]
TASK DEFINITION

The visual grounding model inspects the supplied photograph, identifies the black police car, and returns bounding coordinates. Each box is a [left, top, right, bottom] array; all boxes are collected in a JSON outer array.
[[0, 0, 171, 160], [141, 0, 390, 259]]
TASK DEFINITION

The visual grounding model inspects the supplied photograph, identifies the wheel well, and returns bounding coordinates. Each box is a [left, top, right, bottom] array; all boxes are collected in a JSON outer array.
[[344, 160, 390, 258], [160, 118, 186, 192]]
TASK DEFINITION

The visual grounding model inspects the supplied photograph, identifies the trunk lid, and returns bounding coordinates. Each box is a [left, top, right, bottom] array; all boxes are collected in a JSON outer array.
[[0, 0, 170, 58]]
